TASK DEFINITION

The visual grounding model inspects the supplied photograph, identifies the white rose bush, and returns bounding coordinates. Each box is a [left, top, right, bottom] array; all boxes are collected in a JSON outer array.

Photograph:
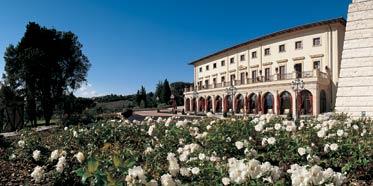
[[2, 113, 372, 185]]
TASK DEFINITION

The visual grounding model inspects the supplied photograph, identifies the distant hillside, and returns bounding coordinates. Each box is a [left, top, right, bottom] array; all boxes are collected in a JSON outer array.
[[93, 94, 136, 103]]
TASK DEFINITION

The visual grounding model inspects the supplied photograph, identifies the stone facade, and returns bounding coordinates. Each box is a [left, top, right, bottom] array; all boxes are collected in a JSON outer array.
[[184, 18, 346, 117], [335, 0, 373, 117]]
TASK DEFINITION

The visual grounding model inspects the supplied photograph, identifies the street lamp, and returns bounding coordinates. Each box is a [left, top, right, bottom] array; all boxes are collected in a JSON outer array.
[[193, 90, 198, 115], [156, 96, 160, 113], [291, 78, 304, 121], [226, 84, 237, 116], [170, 94, 175, 113]]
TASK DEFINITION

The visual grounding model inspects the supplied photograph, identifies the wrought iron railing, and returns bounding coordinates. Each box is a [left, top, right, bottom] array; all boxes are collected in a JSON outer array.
[[184, 70, 330, 93]]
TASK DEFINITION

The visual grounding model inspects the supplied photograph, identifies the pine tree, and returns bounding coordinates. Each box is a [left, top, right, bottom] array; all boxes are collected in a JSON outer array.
[[155, 81, 163, 102], [135, 90, 141, 106], [162, 79, 171, 104], [140, 86, 147, 108]]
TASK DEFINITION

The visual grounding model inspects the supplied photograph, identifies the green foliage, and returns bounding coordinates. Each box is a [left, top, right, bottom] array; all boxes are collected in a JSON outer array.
[[7, 113, 373, 185], [4, 22, 90, 126], [94, 94, 135, 103], [170, 81, 193, 106], [286, 112, 292, 120], [161, 79, 171, 104], [135, 86, 147, 107], [155, 81, 163, 102]]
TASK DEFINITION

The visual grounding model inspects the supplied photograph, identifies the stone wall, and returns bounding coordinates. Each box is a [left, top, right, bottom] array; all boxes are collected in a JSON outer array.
[[335, 0, 373, 117]]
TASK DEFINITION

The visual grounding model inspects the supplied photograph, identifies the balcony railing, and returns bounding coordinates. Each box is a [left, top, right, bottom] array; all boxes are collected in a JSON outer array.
[[277, 73, 293, 80], [185, 70, 329, 93], [263, 75, 275, 82], [302, 71, 313, 78]]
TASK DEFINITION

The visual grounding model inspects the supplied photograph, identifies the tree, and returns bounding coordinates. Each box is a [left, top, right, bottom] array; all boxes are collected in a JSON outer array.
[[146, 92, 155, 108], [135, 86, 147, 108], [4, 22, 90, 125], [155, 81, 163, 102], [161, 79, 171, 104], [135, 90, 141, 106], [140, 86, 147, 108], [170, 81, 193, 106]]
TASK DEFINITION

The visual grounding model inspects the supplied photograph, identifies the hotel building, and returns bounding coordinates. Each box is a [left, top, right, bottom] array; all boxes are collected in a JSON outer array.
[[184, 18, 346, 117]]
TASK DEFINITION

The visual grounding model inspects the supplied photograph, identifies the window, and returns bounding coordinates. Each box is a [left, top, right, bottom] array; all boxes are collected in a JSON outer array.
[[252, 51, 257, 58], [313, 61, 320, 69], [294, 63, 302, 78], [240, 72, 245, 84], [206, 65, 209, 71], [199, 67, 202, 72], [230, 74, 236, 85], [295, 41, 302, 49], [279, 66, 286, 80], [230, 57, 235, 64], [313, 37, 321, 46], [265, 68, 270, 81], [221, 76, 225, 83], [198, 81, 202, 89], [240, 54, 245, 61], [213, 63, 217, 69], [221, 60, 225, 66], [252, 70, 257, 83], [279, 44, 285, 52], [264, 48, 270, 56]]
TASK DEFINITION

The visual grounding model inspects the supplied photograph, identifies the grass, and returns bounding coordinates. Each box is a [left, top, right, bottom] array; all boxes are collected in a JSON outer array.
[[36, 118, 60, 126]]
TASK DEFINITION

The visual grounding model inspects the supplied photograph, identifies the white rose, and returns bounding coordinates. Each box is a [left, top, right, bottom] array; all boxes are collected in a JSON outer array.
[[50, 150, 59, 161], [235, 141, 244, 150], [267, 137, 276, 145], [297, 147, 306, 156], [161, 173, 175, 186], [191, 167, 200, 175], [274, 123, 282, 130], [56, 156, 66, 173], [33, 150, 41, 161], [317, 130, 326, 138], [179, 167, 191, 177], [74, 152, 85, 163], [198, 153, 206, 160], [324, 144, 330, 153], [222, 177, 230, 185], [73, 130, 78, 138], [31, 166, 45, 183], [18, 140, 25, 148], [330, 143, 338, 151]]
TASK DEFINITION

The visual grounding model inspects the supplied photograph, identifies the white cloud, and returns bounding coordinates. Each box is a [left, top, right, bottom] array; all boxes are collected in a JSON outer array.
[[74, 83, 101, 98]]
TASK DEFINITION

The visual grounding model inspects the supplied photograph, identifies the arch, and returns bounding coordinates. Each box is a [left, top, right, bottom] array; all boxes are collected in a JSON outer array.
[[185, 98, 190, 111], [206, 96, 212, 112], [262, 92, 274, 114], [214, 96, 222, 113], [248, 93, 257, 114], [279, 91, 292, 115], [198, 97, 205, 112], [224, 95, 233, 112], [235, 94, 244, 113], [299, 90, 313, 115], [320, 90, 327, 113], [191, 98, 196, 112]]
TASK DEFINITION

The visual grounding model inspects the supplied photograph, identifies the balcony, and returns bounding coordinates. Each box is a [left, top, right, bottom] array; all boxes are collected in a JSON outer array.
[[184, 69, 329, 93]]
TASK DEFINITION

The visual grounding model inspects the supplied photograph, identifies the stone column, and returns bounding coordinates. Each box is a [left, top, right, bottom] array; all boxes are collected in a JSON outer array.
[[335, 0, 373, 117]]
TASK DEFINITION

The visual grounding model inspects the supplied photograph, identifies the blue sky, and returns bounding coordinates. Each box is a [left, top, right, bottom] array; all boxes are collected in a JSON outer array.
[[0, 0, 350, 97]]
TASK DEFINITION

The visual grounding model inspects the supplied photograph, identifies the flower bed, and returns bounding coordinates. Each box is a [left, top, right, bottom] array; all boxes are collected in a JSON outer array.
[[2, 113, 372, 185]]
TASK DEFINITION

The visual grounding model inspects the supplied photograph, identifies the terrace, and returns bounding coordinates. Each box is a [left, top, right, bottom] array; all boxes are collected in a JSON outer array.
[[185, 69, 329, 93]]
